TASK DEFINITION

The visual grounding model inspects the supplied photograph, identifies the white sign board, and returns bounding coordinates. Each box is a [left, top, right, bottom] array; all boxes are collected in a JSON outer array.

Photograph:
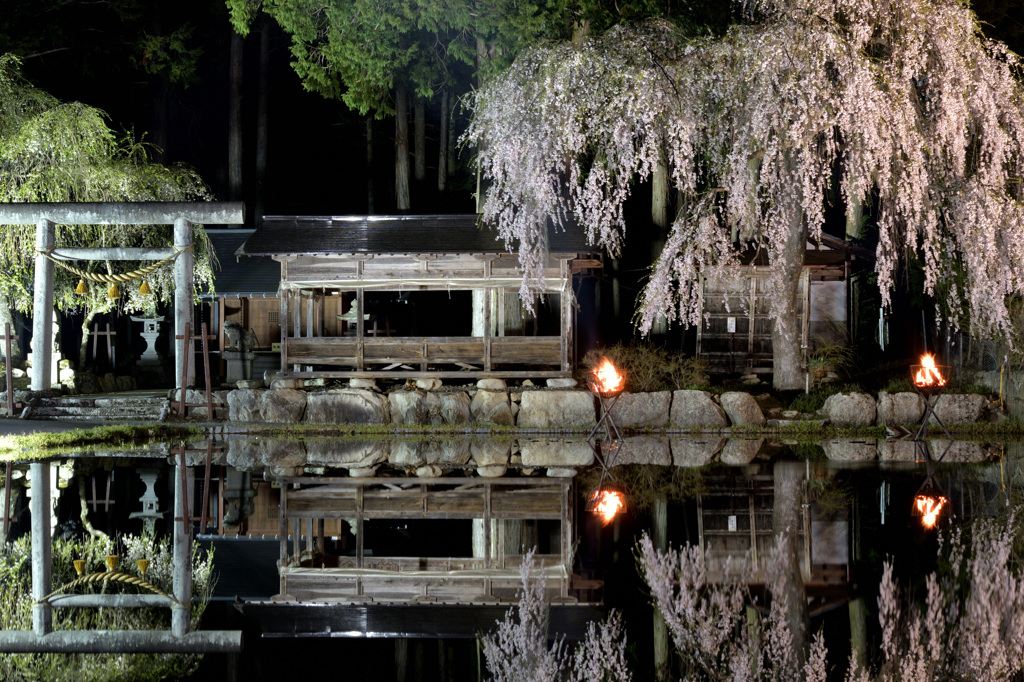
[[728, 515, 737, 532], [727, 317, 737, 333]]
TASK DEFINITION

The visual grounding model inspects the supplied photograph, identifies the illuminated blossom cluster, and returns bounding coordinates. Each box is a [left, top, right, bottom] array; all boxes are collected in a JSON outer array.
[[466, 0, 1024, 341]]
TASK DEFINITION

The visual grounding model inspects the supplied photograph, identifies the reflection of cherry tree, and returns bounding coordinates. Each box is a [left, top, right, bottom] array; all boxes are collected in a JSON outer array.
[[466, 0, 1024, 389], [637, 514, 1024, 681], [481, 550, 631, 682]]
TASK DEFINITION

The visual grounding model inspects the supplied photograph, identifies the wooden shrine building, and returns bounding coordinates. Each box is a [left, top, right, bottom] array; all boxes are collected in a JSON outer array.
[[237, 215, 602, 380]]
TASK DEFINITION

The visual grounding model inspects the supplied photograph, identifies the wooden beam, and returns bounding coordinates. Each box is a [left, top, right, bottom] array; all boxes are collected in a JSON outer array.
[[0, 201, 243, 225]]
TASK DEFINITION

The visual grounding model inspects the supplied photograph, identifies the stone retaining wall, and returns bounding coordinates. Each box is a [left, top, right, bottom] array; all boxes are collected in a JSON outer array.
[[215, 380, 1001, 430]]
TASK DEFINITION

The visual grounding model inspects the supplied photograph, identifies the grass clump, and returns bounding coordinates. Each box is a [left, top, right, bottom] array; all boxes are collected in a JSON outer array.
[[581, 343, 708, 393], [0, 424, 203, 460]]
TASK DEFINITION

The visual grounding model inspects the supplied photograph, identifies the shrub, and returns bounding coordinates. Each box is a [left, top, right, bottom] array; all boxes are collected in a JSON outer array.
[[581, 343, 708, 392]]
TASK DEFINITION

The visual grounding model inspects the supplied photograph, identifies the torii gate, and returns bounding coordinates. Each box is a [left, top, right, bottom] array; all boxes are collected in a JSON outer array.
[[0, 202, 244, 390]]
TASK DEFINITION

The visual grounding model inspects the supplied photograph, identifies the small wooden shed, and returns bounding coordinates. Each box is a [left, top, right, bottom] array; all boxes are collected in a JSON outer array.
[[237, 215, 601, 380]]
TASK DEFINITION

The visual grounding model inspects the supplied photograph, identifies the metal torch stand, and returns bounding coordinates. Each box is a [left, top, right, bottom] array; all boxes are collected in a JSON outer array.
[[913, 388, 954, 463], [588, 391, 625, 491]]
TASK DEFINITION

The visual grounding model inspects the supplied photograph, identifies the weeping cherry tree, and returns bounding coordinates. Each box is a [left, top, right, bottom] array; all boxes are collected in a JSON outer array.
[[465, 0, 1024, 389], [0, 54, 216, 368]]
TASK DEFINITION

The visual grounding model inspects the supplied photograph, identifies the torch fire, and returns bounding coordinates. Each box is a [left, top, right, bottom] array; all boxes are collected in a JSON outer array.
[[593, 490, 625, 525], [591, 358, 624, 396], [914, 353, 947, 388], [914, 494, 947, 529]]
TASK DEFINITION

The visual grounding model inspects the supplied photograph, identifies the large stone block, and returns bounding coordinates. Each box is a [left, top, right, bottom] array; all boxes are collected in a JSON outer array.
[[520, 439, 595, 467], [259, 388, 306, 424], [614, 437, 671, 465], [470, 390, 515, 426], [227, 388, 266, 422], [305, 439, 387, 468], [671, 438, 725, 467], [259, 438, 307, 468], [436, 439, 472, 466], [821, 439, 877, 464], [389, 390, 426, 425], [390, 441, 428, 467], [876, 391, 925, 426], [227, 439, 260, 470], [929, 439, 987, 463], [670, 390, 728, 429], [720, 438, 764, 466], [930, 393, 987, 426], [517, 391, 596, 429], [608, 391, 671, 429], [438, 392, 472, 425], [720, 392, 766, 428], [305, 390, 388, 425], [470, 440, 510, 467], [822, 392, 876, 427], [878, 439, 922, 464]]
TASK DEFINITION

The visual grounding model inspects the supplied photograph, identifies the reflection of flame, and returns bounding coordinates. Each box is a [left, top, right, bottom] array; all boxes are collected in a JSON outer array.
[[592, 358, 624, 395], [594, 490, 625, 525], [915, 494, 947, 529], [914, 354, 947, 387]]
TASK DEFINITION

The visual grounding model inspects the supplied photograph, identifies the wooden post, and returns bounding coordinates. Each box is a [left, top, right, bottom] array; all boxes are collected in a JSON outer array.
[[172, 453, 192, 637], [653, 495, 670, 681], [31, 220, 54, 391]]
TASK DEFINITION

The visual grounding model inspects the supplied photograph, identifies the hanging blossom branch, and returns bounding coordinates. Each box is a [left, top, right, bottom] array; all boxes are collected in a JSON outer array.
[[481, 550, 631, 682], [465, 0, 1024, 342]]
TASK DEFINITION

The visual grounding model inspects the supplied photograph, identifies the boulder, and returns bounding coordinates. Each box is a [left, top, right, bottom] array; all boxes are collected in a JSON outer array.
[[305, 390, 388, 425], [876, 391, 925, 425], [470, 441, 510, 467], [470, 390, 515, 426], [477, 379, 507, 390], [349, 378, 377, 390], [305, 439, 387, 468], [415, 378, 443, 390], [347, 466, 379, 478], [236, 379, 264, 389], [389, 391, 426, 425], [670, 390, 728, 429], [438, 392, 472, 425], [608, 391, 671, 429], [931, 393, 987, 426], [545, 468, 578, 477], [227, 389, 266, 422], [517, 390, 597, 429], [671, 438, 725, 467], [821, 439, 877, 464], [477, 464, 508, 478], [415, 465, 443, 478], [720, 392, 766, 428], [546, 378, 578, 388], [614, 437, 671, 466], [929, 439, 987, 463], [437, 440, 472, 466], [720, 438, 764, 466], [259, 388, 306, 424], [390, 441, 427, 467], [259, 438, 307, 468], [878, 439, 923, 464], [227, 439, 260, 470], [822, 392, 876, 427], [270, 378, 304, 390], [520, 439, 595, 467]]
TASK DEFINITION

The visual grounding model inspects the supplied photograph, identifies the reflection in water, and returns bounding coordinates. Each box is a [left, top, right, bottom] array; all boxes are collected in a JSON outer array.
[[0, 436, 1018, 679]]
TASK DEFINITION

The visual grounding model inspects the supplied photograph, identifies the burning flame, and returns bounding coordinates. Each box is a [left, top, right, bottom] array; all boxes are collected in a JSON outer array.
[[914, 494, 947, 529], [592, 358, 624, 395], [593, 490, 625, 525], [914, 353, 947, 387]]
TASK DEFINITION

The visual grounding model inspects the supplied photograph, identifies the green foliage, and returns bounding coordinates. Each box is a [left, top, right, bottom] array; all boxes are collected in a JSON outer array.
[[0, 531, 215, 682], [0, 424, 203, 460], [581, 343, 708, 392], [0, 54, 216, 317], [133, 26, 203, 87]]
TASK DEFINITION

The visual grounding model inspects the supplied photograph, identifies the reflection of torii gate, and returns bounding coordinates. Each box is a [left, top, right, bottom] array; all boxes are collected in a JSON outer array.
[[0, 202, 244, 390]]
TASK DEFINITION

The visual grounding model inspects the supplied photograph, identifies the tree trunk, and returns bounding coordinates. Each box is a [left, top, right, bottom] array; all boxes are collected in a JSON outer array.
[[414, 98, 426, 181], [772, 209, 807, 391], [652, 495, 670, 681], [772, 461, 809, 666], [367, 118, 375, 213], [152, 86, 168, 164], [78, 308, 99, 370], [438, 89, 448, 192], [650, 150, 669, 336], [228, 30, 244, 203], [254, 21, 270, 225], [447, 91, 456, 176], [394, 83, 410, 211]]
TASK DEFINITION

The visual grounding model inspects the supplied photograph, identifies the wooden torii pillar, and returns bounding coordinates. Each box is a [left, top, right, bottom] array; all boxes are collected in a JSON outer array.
[[0, 202, 244, 391]]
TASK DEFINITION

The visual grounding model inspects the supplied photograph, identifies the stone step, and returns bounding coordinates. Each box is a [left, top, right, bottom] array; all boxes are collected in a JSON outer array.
[[31, 402, 167, 422]]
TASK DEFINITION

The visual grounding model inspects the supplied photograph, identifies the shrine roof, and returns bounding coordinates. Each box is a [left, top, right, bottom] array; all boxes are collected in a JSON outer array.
[[202, 229, 280, 298], [236, 214, 595, 257]]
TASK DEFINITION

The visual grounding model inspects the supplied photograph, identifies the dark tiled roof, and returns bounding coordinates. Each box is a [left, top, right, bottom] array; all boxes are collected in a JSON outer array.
[[237, 215, 594, 256], [203, 229, 280, 297]]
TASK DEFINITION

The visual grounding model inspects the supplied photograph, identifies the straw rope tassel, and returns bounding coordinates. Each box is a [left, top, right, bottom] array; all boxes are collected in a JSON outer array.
[[37, 570, 183, 606], [37, 246, 191, 284]]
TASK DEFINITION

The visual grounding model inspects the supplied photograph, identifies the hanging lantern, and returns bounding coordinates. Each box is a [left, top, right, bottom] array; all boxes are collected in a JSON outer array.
[[107, 283, 120, 300], [138, 280, 152, 296], [75, 279, 88, 295]]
